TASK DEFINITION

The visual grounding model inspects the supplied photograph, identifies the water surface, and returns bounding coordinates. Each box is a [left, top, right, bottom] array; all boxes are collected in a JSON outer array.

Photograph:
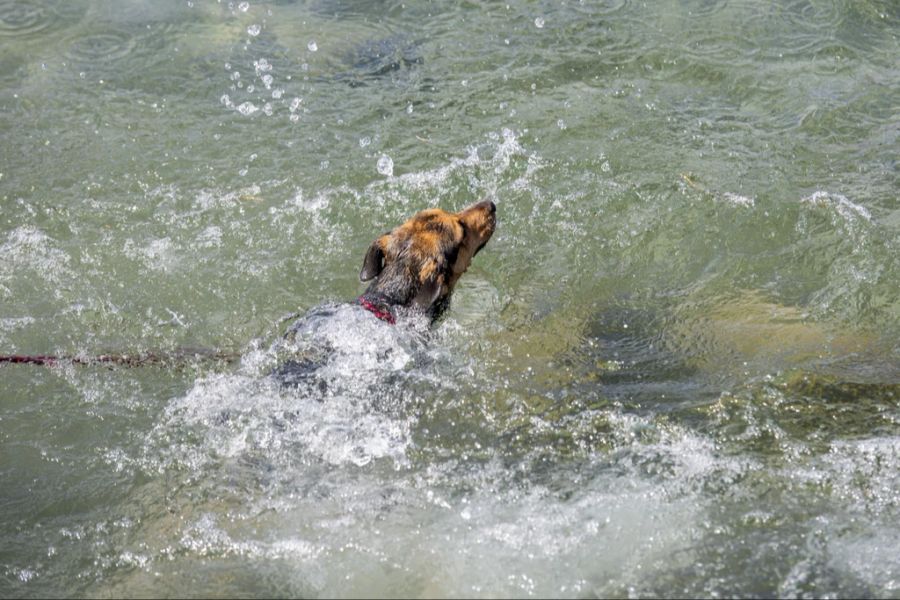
[[1, 0, 899, 597]]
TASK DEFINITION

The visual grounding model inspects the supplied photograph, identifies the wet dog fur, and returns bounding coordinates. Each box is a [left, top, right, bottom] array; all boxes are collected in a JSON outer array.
[[357, 199, 497, 321], [275, 199, 496, 386]]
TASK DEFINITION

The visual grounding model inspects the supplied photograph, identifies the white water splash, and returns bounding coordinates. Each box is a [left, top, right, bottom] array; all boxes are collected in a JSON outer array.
[[0, 226, 72, 293], [376, 155, 394, 177], [802, 190, 871, 222]]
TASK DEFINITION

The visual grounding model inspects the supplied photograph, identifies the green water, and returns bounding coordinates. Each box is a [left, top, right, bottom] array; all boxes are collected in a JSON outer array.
[[1, 0, 899, 597]]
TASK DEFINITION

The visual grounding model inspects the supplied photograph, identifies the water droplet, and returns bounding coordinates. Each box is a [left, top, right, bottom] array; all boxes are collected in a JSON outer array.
[[557, 119, 566, 130], [220, 94, 233, 108], [307, 40, 318, 52], [236, 101, 258, 116], [289, 97, 302, 112], [238, 167, 248, 176], [376, 155, 394, 177], [359, 136, 371, 148], [406, 103, 413, 114], [289, 113, 300, 123], [261, 74, 273, 89], [534, 16, 545, 28], [238, 1, 250, 12], [262, 102, 273, 116], [247, 23, 261, 36], [271, 88, 283, 99]]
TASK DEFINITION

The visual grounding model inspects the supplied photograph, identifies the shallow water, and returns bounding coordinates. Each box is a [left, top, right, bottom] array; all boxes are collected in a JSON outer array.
[[1, 0, 899, 597]]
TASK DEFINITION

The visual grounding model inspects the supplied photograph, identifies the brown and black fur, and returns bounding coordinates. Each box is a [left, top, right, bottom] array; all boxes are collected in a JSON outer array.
[[358, 199, 496, 320]]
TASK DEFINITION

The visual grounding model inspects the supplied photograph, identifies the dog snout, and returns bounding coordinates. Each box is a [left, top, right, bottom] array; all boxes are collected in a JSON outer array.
[[468, 199, 496, 214]]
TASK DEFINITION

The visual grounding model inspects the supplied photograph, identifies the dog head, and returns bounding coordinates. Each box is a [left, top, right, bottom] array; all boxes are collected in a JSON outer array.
[[359, 199, 496, 317]]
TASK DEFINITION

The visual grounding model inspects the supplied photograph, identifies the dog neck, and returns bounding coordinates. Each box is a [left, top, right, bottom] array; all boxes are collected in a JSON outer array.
[[357, 287, 453, 325]]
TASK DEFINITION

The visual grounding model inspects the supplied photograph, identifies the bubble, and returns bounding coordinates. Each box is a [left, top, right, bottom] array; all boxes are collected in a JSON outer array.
[[406, 103, 413, 114], [534, 16, 545, 28], [236, 101, 258, 116], [359, 136, 371, 148], [253, 58, 272, 74], [247, 24, 260, 36], [271, 88, 283, 99], [307, 40, 317, 52], [238, 1, 249, 12], [557, 119, 566, 130], [261, 73, 273, 89], [376, 155, 394, 177]]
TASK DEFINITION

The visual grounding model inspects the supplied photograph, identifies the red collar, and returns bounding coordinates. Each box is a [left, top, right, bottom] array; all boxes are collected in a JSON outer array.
[[357, 296, 396, 325]]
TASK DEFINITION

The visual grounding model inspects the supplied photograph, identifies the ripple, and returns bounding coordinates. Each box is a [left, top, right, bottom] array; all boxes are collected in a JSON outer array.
[[683, 33, 753, 62], [341, 35, 423, 84], [64, 30, 136, 65], [0, 0, 83, 39], [0, 0, 55, 37], [677, 0, 731, 18]]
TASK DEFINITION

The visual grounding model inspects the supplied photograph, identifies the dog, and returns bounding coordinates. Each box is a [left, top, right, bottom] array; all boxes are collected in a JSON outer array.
[[274, 199, 496, 388]]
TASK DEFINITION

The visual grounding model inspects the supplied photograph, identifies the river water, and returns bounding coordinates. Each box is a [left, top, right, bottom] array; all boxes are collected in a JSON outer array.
[[1, 0, 899, 597]]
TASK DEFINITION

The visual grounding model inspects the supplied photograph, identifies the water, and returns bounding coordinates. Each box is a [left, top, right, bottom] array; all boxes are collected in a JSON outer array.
[[1, 0, 898, 597]]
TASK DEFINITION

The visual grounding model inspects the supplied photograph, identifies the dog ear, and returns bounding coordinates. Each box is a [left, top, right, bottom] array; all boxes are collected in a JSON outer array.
[[413, 273, 444, 309], [360, 238, 385, 281]]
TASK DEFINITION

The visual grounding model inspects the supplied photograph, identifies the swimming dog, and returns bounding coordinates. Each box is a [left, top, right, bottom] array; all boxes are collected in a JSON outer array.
[[274, 199, 496, 387]]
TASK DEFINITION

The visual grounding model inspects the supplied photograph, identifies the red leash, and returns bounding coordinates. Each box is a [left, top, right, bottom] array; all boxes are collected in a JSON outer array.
[[0, 351, 239, 368], [3, 301, 393, 368], [0, 354, 62, 366]]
